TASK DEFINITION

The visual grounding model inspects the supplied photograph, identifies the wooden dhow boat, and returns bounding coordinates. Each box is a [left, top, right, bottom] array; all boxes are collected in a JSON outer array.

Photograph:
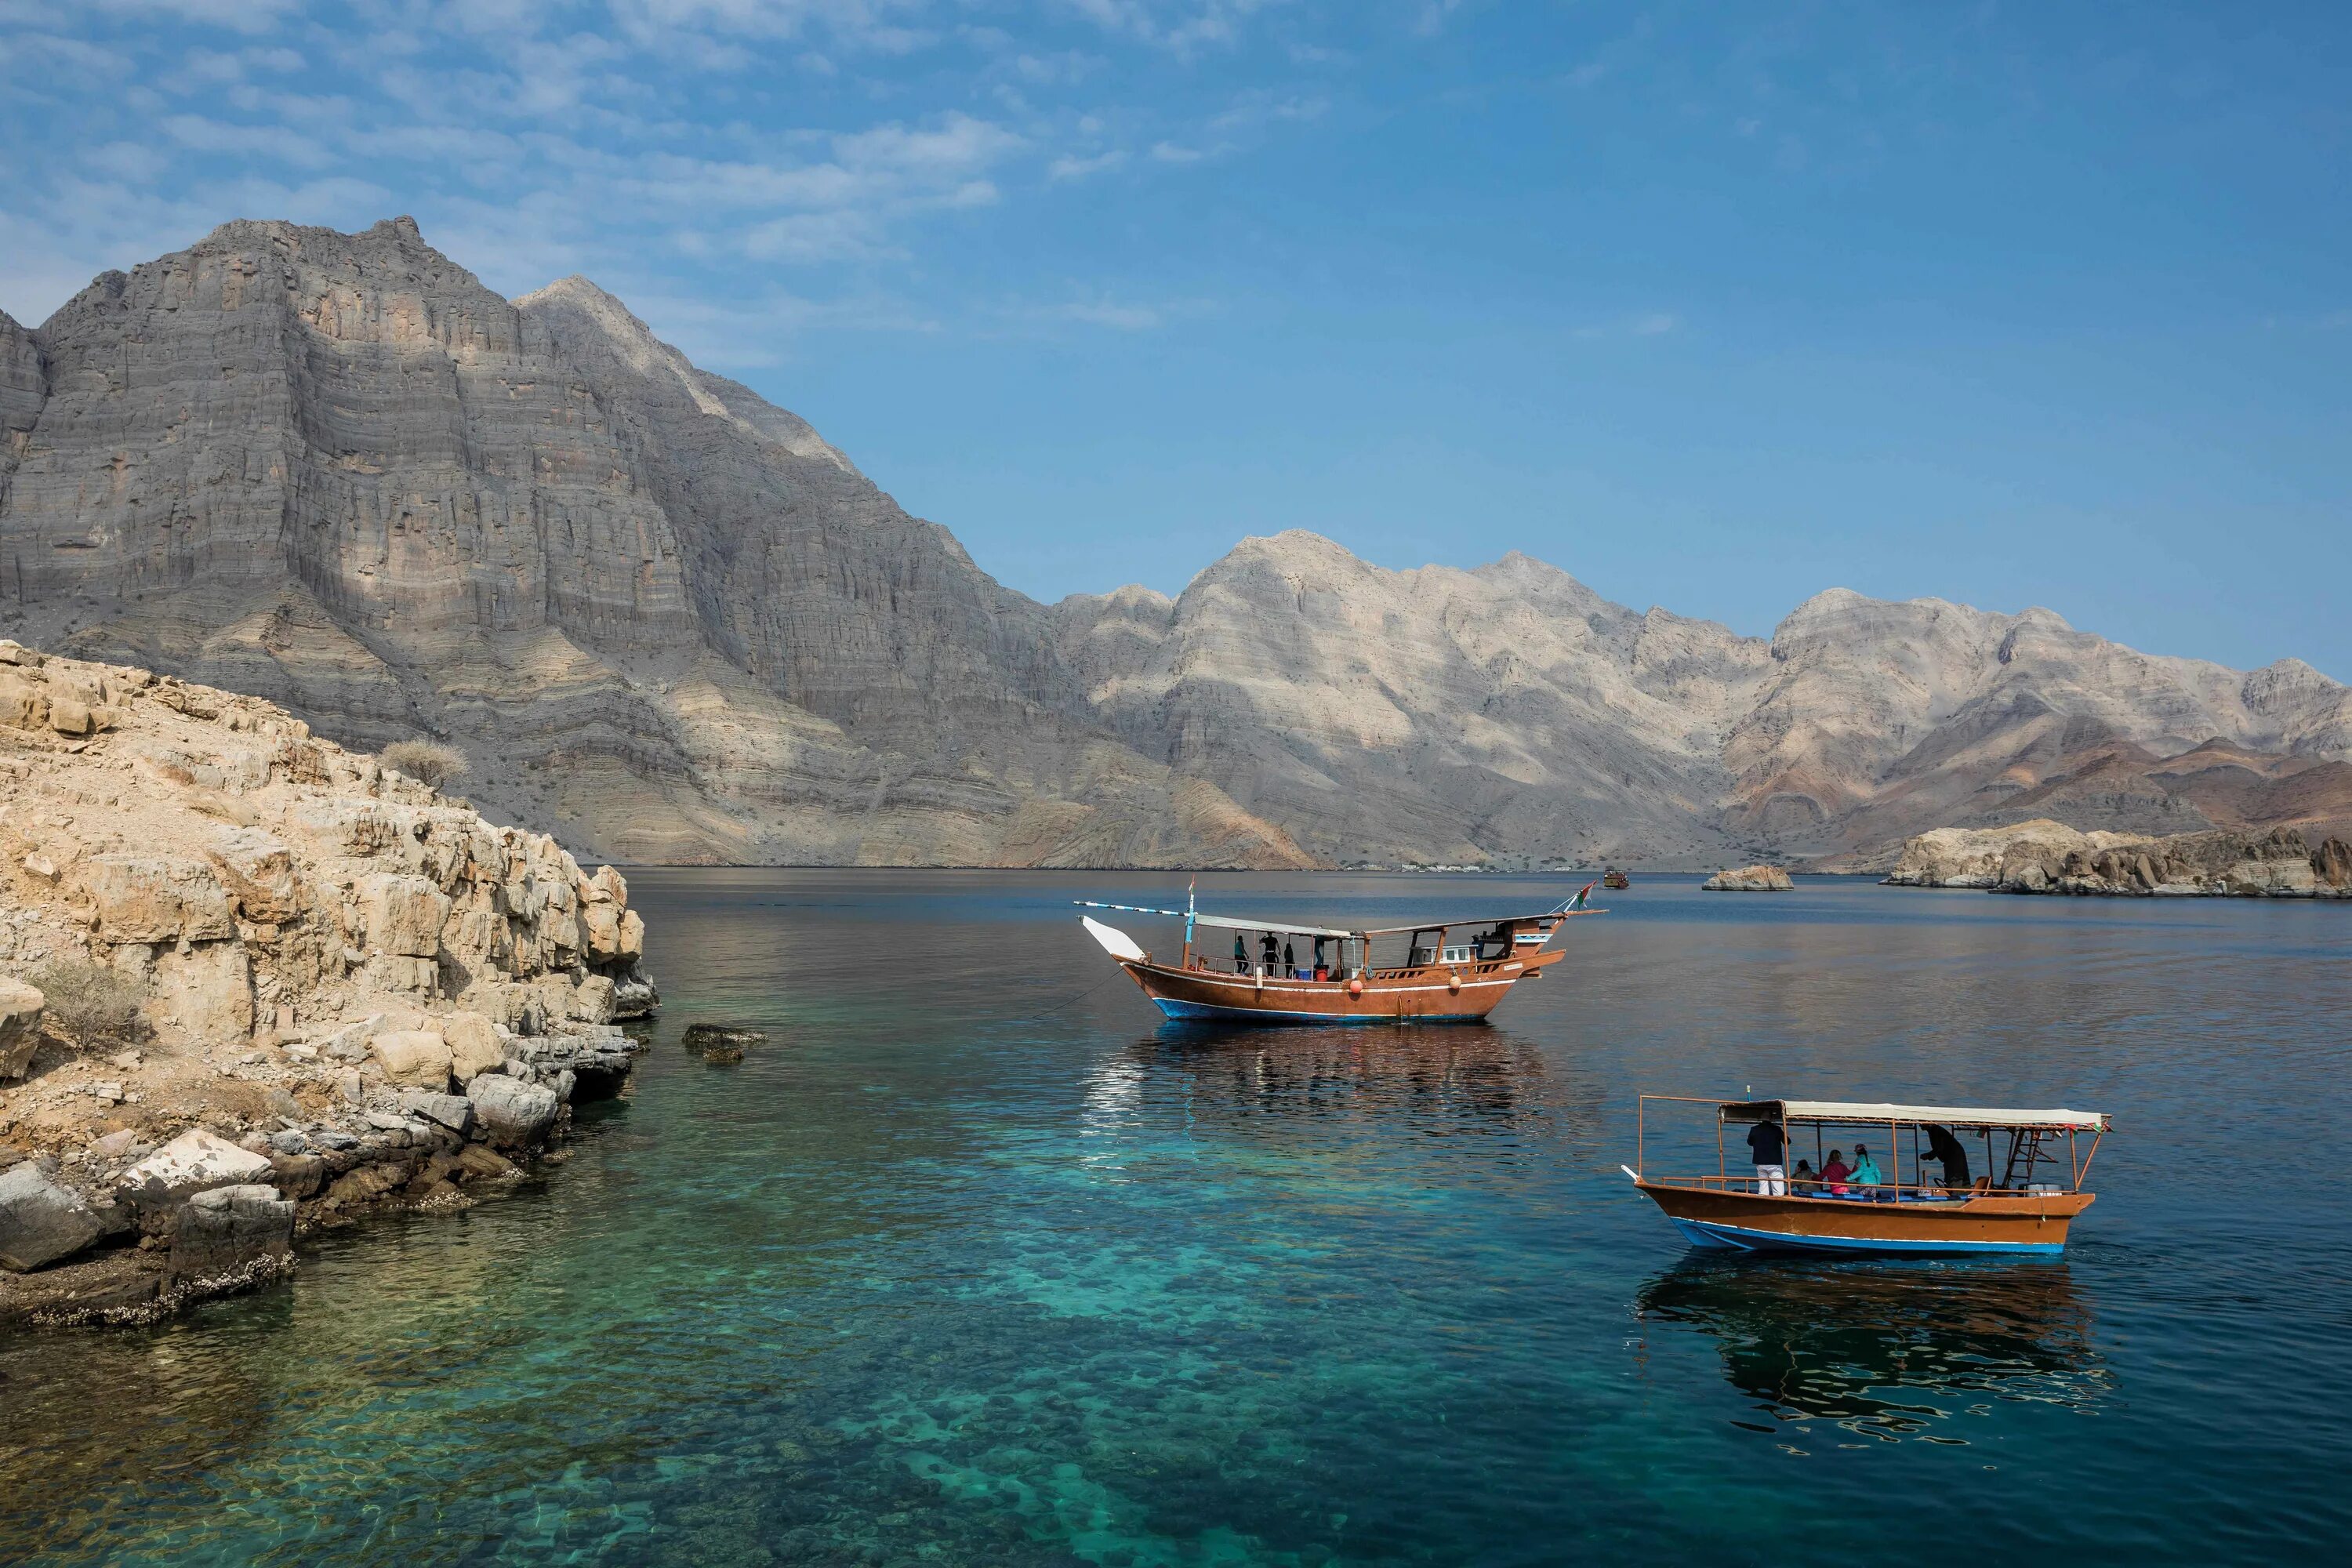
[[1076, 883, 1602, 1025], [1626, 1095, 2110, 1256]]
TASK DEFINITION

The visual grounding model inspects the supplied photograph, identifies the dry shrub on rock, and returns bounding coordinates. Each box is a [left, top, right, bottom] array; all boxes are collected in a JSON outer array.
[[379, 739, 470, 792], [27, 960, 150, 1052]]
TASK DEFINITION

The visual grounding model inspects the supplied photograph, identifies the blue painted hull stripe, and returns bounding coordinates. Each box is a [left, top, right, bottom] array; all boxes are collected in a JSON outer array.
[[1152, 998, 1486, 1025], [1669, 1216, 2065, 1256]]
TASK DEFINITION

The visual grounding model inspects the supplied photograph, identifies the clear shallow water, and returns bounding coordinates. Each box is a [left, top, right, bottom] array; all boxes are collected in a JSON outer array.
[[4, 872, 2349, 1564]]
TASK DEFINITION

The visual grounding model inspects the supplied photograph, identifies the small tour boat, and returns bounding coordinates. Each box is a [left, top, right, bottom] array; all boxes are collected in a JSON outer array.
[[1625, 1095, 2109, 1256], [1602, 868, 1631, 890], [1076, 883, 1603, 1025]]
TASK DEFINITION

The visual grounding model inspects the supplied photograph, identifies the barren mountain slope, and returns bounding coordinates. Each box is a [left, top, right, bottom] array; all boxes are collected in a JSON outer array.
[[0, 219, 1303, 869], [1060, 543, 2352, 868], [1051, 532, 1774, 865]]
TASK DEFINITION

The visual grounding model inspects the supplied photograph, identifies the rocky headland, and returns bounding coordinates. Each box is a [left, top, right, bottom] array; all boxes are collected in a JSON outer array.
[[5, 216, 2349, 873], [0, 641, 657, 1324], [1883, 818, 2352, 898]]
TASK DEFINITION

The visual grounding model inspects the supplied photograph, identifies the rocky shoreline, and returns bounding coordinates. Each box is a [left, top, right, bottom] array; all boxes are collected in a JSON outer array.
[[1883, 819, 2352, 898], [0, 642, 657, 1324]]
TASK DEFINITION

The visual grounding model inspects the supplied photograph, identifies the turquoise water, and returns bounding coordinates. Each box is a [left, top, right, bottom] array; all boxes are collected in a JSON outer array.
[[4, 871, 2348, 1564]]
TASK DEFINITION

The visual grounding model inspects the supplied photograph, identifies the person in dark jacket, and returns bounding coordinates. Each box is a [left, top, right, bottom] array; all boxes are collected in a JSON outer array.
[[1746, 1118, 1786, 1196], [1233, 933, 1249, 974], [1922, 1124, 1974, 1192]]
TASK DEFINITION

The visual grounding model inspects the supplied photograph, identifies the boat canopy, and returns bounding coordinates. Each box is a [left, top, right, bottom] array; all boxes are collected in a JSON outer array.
[[1071, 894, 1594, 943], [1719, 1099, 2109, 1133]]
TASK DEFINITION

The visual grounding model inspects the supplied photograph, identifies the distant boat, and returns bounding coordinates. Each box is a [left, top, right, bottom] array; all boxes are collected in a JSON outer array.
[[1624, 1094, 2109, 1255], [1602, 868, 1631, 890], [1076, 883, 1605, 1025]]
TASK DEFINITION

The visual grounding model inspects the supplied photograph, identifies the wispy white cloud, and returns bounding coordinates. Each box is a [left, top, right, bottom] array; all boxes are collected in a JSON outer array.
[[1572, 311, 1679, 340], [1047, 148, 1126, 180]]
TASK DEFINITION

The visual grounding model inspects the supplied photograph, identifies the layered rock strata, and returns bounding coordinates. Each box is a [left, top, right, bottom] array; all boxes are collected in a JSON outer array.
[[0, 641, 655, 1323], [1883, 818, 2352, 897], [5, 217, 2350, 870], [0, 220, 1304, 871]]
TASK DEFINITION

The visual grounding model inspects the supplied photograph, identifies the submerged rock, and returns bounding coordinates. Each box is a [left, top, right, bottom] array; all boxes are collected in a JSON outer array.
[[683, 1024, 766, 1052]]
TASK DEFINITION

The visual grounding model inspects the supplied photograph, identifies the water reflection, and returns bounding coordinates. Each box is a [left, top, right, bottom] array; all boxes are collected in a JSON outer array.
[[1633, 1256, 2109, 1443], [1119, 1022, 1554, 1134]]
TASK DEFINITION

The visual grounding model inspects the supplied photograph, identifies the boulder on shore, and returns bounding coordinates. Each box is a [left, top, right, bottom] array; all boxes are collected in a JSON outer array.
[[1702, 865, 1793, 892], [466, 1074, 559, 1148], [119, 1129, 276, 1207], [0, 1161, 107, 1271], [167, 1184, 295, 1290]]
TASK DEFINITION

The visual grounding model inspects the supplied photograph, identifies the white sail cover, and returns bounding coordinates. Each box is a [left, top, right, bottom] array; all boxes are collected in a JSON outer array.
[[1080, 916, 1147, 962], [1726, 1100, 2108, 1132]]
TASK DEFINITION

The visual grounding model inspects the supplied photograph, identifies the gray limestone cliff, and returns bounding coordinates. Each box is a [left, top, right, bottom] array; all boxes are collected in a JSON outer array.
[[0, 219, 1305, 869]]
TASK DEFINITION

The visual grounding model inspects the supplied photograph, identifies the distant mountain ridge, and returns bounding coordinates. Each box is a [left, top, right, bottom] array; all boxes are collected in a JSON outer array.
[[5, 217, 2347, 868]]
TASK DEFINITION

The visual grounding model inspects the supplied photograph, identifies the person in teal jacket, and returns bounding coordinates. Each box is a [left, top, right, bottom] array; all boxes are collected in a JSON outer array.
[[1849, 1143, 1886, 1200]]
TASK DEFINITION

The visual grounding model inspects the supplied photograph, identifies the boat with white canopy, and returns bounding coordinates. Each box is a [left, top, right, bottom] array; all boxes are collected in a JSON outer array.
[[1625, 1094, 2111, 1255]]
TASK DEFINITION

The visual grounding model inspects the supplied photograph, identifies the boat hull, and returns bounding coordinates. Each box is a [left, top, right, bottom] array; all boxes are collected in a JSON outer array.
[[1635, 1181, 2092, 1256], [1120, 952, 1557, 1025]]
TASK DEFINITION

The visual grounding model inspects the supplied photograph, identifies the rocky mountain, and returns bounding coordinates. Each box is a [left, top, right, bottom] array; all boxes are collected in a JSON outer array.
[[0, 219, 1305, 869], [1050, 543, 2352, 866], [6, 217, 2349, 869]]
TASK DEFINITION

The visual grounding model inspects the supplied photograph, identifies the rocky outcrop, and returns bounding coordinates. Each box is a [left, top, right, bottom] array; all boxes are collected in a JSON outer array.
[[1884, 818, 2352, 897], [0, 978, 41, 1078], [0, 644, 656, 1321], [5, 218, 2348, 871], [1702, 865, 1794, 891]]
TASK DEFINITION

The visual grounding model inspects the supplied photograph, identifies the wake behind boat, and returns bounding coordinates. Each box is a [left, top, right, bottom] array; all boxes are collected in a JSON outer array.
[[1075, 883, 1602, 1024]]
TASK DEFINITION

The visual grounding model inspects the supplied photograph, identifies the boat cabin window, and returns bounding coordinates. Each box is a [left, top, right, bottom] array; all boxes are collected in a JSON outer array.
[[1440, 943, 1473, 964]]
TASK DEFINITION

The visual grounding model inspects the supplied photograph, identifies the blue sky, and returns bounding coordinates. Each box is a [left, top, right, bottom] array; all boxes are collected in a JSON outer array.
[[3, 2, 2347, 677]]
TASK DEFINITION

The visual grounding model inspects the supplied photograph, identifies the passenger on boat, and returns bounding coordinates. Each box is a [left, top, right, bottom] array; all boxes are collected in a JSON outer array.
[[1791, 1158, 1819, 1196], [1233, 933, 1248, 975], [1260, 932, 1280, 972], [1850, 1143, 1885, 1200], [1283, 938, 1297, 977], [1746, 1119, 1786, 1196], [1821, 1149, 1852, 1196], [1920, 1123, 1973, 1192]]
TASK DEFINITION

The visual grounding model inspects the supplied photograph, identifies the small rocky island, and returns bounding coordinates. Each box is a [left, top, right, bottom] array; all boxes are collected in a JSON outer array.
[[1884, 818, 2352, 897], [0, 643, 656, 1323], [1702, 864, 1794, 891]]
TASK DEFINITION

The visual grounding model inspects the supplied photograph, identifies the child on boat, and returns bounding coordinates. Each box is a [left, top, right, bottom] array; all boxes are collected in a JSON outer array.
[[1850, 1143, 1885, 1200], [1821, 1150, 1851, 1196]]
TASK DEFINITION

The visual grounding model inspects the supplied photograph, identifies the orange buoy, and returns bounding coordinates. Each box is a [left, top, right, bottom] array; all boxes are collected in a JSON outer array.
[[1448, 972, 1461, 994], [1347, 977, 1363, 998]]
